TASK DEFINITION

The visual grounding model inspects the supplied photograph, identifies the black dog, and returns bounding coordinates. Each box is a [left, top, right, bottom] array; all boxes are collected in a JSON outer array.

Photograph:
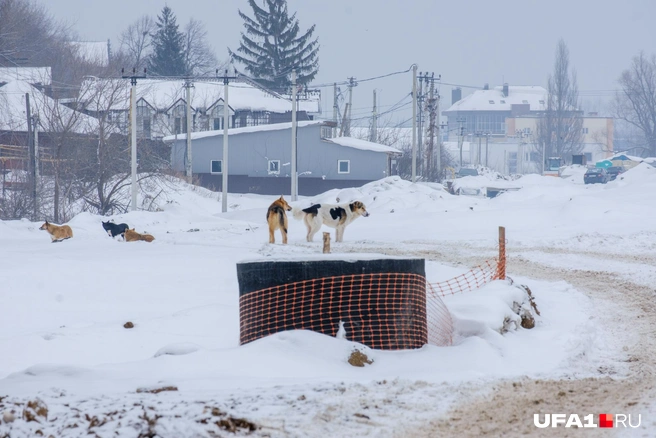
[[102, 220, 129, 239]]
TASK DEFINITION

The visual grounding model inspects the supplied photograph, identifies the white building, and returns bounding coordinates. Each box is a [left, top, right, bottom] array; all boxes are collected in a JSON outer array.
[[78, 77, 321, 140]]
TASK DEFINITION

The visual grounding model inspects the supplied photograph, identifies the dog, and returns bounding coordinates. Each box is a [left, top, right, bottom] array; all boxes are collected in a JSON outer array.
[[293, 201, 369, 242], [102, 220, 129, 239], [39, 221, 73, 243], [124, 228, 155, 243], [266, 195, 293, 244]]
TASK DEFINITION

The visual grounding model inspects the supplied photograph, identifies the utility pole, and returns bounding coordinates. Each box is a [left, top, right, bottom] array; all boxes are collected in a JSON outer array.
[[345, 77, 356, 137], [33, 114, 39, 220], [477, 132, 482, 166], [184, 78, 194, 184], [122, 68, 147, 212], [427, 73, 436, 180], [412, 64, 417, 182], [418, 72, 424, 177], [333, 83, 338, 137], [485, 132, 489, 168], [291, 69, 298, 201], [370, 89, 377, 143], [457, 118, 465, 168], [218, 69, 237, 212], [339, 103, 349, 137], [25, 93, 36, 221], [436, 85, 441, 180]]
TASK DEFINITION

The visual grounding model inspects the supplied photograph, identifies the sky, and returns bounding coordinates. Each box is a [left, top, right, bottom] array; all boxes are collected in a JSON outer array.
[[48, 0, 656, 123]]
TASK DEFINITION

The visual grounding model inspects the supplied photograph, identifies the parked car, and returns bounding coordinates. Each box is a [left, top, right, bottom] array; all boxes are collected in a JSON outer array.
[[457, 167, 479, 178], [584, 168, 609, 184], [606, 166, 624, 181]]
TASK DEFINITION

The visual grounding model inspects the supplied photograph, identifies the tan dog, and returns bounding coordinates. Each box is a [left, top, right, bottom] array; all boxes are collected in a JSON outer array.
[[39, 221, 73, 243], [266, 195, 292, 244], [293, 201, 369, 242], [124, 228, 155, 243]]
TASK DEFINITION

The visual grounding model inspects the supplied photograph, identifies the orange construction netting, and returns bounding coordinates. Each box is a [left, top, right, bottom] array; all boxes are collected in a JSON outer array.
[[240, 272, 428, 350], [425, 256, 505, 347], [239, 252, 506, 350]]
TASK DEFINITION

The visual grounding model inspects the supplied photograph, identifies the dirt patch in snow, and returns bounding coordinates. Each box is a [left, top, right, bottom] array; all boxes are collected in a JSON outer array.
[[348, 242, 656, 437]]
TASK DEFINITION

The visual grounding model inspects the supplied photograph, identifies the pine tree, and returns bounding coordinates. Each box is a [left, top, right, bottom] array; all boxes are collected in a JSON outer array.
[[229, 0, 319, 91], [148, 6, 185, 77]]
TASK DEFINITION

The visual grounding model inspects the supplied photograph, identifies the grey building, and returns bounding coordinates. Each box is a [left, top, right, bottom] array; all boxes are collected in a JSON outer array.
[[164, 121, 401, 195]]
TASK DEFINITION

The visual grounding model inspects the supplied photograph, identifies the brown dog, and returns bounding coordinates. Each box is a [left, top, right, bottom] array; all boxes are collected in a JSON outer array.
[[266, 195, 292, 244], [124, 228, 155, 243], [39, 221, 73, 243]]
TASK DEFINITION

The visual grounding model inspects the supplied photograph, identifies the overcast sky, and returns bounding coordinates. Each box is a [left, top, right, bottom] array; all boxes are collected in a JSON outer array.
[[49, 0, 656, 125]]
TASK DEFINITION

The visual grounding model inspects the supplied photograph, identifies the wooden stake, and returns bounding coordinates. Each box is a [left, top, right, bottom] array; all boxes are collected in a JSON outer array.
[[498, 226, 506, 280], [322, 232, 331, 253]]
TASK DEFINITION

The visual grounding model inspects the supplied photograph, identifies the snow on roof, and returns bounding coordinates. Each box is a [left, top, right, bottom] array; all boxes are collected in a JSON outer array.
[[162, 120, 322, 142], [0, 67, 51, 86], [0, 80, 99, 133], [325, 136, 401, 154], [70, 41, 109, 66], [444, 85, 547, 112], [80, 78, 319, 114]]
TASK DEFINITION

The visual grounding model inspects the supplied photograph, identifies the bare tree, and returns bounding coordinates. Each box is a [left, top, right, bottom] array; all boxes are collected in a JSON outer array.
[[118, 15, 155, 72], [182, 18, 220, 76], [614, 51, 656, 157], [536, 39, 583, 164]]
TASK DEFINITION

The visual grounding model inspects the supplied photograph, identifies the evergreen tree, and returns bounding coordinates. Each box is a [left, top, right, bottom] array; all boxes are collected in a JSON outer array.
[[148, 6, 185, 76], [229, 0, 319, 91]]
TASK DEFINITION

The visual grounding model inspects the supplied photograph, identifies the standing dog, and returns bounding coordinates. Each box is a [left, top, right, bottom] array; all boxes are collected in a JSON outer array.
[[293, 201, 369, 242], [102, 220, 129, 239], [124, 228, 155, 243], [266, 195, 292, 244], [39, 221, 73, 243]]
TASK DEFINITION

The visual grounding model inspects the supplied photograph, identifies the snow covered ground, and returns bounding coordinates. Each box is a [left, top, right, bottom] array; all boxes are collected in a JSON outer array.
[[1, 164, 656, 437]]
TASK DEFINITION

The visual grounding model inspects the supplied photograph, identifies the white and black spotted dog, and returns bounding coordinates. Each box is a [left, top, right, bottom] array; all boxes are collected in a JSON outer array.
[[293, 201, 369, 242]]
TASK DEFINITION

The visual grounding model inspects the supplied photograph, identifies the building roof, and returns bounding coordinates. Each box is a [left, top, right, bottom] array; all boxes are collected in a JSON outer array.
[[162, 120, 322, 142], [80, 78, 320, 114], [444, 85, 547, 113], [0, 80, 99, 133], [0, 67, 51, 86], [325, 136, 401, 154], [163, 121, 400, 154]]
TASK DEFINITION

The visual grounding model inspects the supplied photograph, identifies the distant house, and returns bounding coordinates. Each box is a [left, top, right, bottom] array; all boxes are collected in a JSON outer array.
[[443, 84, 613, 174], [0, 67, 51, 88], [163, 121, 401, 195], [78, 77, 321, 141], [443, 84, 548, 140]]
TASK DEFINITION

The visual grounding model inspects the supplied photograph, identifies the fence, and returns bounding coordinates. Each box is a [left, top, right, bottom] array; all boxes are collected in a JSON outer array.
[[238, 227, 507, 350], [426, 226, 507, 346]]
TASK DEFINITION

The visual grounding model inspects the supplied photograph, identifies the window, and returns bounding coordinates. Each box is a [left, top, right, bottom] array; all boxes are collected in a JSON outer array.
[[143, 118, 151, 139], [500, 100, 506, 104], [338, 160, 350, 174], [539, 100, 545, 105], [582, 127, 589, 134], [213, 118, 223, 130], [321, 125, 333, 139], [522, 100, 529, 104], [488, 100, 495, 104], [210, 160, 222, 174], [268, 160, 280, 174]]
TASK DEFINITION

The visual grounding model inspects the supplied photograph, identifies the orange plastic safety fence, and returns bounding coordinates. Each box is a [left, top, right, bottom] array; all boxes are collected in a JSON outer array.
[[240, 272, 428, 350], [425, 288, 453, 347], [427, 258, 501, 297]]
